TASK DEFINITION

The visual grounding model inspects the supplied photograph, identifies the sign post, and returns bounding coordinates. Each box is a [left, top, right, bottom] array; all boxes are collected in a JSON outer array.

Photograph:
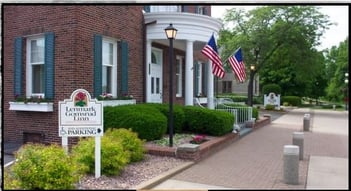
[[59, 89, 103, 178]]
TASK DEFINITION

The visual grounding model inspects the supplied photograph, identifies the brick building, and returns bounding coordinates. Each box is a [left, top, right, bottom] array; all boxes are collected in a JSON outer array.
[[2, 5, 222, 145]]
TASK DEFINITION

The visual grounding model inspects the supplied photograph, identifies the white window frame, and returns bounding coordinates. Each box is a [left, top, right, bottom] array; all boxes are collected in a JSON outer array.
[[196, 62, 203, 96], [102, 37, 118, 98], [150, 5, 181, 12], [151, 48, 162, 65], [176, 56, 183, 97], [26, 35, 45, 98]]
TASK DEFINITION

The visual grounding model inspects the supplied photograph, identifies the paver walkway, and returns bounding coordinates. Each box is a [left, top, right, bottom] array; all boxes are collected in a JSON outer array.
[[153, 108, 348, 189]]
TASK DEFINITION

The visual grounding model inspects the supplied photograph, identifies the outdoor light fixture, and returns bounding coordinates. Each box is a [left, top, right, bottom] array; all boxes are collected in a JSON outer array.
[[250, 65, 255, 71], [165, 23, 177, 39], [164, 23, 177, 147]]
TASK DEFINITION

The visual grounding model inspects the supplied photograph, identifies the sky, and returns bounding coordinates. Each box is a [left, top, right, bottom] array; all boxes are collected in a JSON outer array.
[[211, 5, 349, 51]]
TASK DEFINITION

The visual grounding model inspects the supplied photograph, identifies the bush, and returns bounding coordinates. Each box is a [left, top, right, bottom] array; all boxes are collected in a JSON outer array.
[[105, 128, 145, 162], [262, 83, 282, 95], [104, 104, 167, 141], [281, 96, 302, 106], [265, 104, 275, 110], [71, 136, 130, 176], [10, 143, 83, 189], [144, 103, 185, 133], [183, 106, 234, 136]]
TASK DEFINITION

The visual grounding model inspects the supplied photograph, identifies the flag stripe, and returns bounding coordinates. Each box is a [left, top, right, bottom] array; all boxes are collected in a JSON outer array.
[[201, 34, 225, 78], [228, 48, 246, 82]]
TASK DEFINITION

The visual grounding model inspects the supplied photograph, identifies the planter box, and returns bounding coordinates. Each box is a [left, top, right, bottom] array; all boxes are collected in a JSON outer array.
[[102, 99, 136, 107], [9, 102, 54, 112]]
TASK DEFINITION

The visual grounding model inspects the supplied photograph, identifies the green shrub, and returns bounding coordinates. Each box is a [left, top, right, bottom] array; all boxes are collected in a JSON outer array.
[[10, 143, 83, 189], [183, 106, 234, 136], [105, 128, 145, 162], [265, 104, 275, 110], [71, 136, 130, 176], [144, 103, 185, 133], [281, 96, 302, 106], [252, 107, 259, 120], [104, 105, 167, 141], [262, 83, 282, 95]]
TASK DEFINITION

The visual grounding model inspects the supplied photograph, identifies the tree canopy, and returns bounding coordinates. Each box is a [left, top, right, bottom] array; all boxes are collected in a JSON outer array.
[[218, 6, 333, 97]]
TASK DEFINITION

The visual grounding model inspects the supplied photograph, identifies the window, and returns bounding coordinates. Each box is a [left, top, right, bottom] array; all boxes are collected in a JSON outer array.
[[222, 81, 232, 93], [26, 36, 45, 97], [102, 38, 117, 96], [176, 56, 183, 97], [196, 6, 207, 15], [150, 6, 181, 12], [151, 48, 162, 65], [195, 62, 203, 96]]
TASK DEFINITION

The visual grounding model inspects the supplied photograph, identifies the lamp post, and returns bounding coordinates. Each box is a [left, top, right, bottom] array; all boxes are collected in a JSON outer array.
[[165, 23, 177, 147], [248, 47, 259, 106], [345, 72, 348, 111]]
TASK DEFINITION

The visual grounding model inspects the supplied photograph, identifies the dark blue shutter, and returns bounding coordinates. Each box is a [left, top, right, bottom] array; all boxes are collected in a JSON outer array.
[[144, 6, 150, 13], [94, 34, 102, 98], [194, 62, 199, 96], [44, 32, 55, 99], [195, 6, 198, 14], [14, 37, 23, 97], [121, 41, 129, 95]]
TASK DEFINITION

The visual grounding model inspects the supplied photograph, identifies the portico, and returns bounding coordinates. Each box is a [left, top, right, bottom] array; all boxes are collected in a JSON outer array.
[[144, 12, 222, 108]]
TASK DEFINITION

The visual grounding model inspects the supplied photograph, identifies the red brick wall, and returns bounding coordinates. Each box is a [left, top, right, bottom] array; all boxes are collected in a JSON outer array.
[[2, 5, 144, 144]]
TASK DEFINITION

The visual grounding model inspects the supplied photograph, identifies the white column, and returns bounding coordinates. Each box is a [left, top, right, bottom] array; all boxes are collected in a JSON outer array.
[[146, 40, 152, 102], [207, 60, 214, 109], [185, 40, 194, 105]]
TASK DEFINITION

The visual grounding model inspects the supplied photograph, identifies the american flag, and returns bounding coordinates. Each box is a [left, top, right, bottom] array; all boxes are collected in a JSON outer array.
[[201, 34, 225, 78], [228, 47, 246, 82]]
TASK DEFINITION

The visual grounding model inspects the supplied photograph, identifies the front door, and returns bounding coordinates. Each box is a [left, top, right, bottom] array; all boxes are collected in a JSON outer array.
[[149, 49, 163, 103]]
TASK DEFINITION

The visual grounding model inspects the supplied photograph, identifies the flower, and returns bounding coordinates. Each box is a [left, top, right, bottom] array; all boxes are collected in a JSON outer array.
[[74, 91, 87, 107], [190, 134, 207, 144], [96, 93, 134, 101], [14, 94, 51, 104], [97, 93, 114, 100]]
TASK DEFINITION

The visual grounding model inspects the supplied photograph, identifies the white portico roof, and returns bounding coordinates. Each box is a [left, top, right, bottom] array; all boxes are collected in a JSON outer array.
[[144, 12, 223, 51]]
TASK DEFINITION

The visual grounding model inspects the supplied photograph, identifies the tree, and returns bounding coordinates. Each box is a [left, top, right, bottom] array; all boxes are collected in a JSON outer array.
[[325, 37, 349, 102], [218, 6, 332, 99]]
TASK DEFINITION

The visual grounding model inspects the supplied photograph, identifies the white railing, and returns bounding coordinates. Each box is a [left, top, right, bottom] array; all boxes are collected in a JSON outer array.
[[214, 99, 253, 127]]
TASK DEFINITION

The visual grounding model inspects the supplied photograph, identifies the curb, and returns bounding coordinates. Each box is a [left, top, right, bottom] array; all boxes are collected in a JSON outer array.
[[134, 161, 195, 190]]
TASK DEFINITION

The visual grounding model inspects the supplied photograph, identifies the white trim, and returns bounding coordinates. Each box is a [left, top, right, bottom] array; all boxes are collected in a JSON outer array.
[[102, 37, 118, 97], [176, 55, 183, 97], [26, 35, 45, 98]]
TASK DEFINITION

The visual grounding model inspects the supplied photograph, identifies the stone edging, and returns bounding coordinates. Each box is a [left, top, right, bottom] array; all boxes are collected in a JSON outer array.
[[145, 115, 271, 161]]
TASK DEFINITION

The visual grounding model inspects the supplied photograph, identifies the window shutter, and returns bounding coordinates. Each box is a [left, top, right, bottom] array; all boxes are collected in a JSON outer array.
[[144, 6, 150, 13], [194, 62, 199, 96], [121, 41, 129, 95], [195, 6, 198, 14], [14, 37, 23, 97], [94, 34, 103, 98], [44, 32, 55, 99]]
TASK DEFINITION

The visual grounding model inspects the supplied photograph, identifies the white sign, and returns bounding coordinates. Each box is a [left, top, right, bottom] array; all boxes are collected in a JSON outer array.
[[59, 89, 103, 178], [264, 92, 281, 109], [59, 89, 103, 137]]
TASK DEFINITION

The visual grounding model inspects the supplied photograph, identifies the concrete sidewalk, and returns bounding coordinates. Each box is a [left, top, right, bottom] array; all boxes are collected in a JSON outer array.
[[152, 108, 349, 190]]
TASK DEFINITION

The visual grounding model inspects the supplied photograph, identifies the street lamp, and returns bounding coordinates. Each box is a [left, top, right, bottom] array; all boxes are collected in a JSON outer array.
[[165, 23, 177, 147], [345, 72, 348, 111], [248, 47, 259, 106]]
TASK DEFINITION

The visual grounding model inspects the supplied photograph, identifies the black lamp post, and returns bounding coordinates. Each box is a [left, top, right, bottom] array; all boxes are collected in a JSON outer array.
[[248, 47, 259, 106], [345, 72, 349, 111], [165, 23, 177, 147]]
